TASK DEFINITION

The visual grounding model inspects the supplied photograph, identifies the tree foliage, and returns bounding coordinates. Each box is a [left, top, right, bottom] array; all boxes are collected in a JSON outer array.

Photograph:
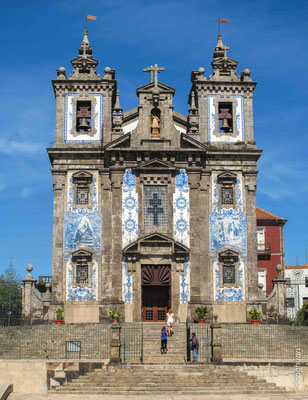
[[0, 272, 22, 324], [294, 301, 308, 326]]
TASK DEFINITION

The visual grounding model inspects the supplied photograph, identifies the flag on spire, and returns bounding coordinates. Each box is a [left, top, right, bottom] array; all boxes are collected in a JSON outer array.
[[219, 18, 228, 23], [87, 15, 97, 20]]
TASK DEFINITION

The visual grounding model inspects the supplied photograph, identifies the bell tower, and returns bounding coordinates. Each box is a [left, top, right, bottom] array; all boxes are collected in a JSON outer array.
[[187, 35, 262, 321], [47, 30, 118, 322]]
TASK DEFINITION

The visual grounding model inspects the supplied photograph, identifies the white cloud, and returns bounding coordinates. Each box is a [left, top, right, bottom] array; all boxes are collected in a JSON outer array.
[[0, 139, 43, 155]]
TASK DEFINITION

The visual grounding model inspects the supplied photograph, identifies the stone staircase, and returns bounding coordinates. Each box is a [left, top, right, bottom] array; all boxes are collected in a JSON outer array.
[[142, 322, 187, 363], [52, 363, 289, 396]]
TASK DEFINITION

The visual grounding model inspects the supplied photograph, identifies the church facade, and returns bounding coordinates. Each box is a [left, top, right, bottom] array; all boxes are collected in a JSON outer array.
[[47, 30, 264, 324]]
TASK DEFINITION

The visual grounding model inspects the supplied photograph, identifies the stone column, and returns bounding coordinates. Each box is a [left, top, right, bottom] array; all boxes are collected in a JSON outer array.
[[51, 171, 66, 305], [188, 172, 201, 304], [245, 175, 259, 300], [22, 264, 37, 324], [272, 264, 287, 322], [110, 171, 124, 307], [211, 314, 222, 364], [110, 323, 121, 364]]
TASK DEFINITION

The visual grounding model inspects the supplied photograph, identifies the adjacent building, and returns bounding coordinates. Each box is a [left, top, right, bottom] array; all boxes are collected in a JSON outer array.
[[256, 207, 287, 294], [285, 264, 308, 321]]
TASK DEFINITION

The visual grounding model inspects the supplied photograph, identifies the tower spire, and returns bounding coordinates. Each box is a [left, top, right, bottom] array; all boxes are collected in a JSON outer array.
[[70, 29, 99, 79], [210, 34, 238, 81]]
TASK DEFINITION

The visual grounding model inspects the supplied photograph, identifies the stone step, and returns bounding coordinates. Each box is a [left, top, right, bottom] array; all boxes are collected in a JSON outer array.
[[55, 389, 287, 395]]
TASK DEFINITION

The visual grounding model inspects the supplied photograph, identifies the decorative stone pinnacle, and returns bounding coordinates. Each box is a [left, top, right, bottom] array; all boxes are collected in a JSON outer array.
[[70, 29, 99, 79], [25, 264, 33, 279], [114, 90, 121, 110]]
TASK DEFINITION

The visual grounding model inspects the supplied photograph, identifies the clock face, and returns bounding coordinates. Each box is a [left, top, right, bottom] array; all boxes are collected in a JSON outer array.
[[293, 269, 304, 279]]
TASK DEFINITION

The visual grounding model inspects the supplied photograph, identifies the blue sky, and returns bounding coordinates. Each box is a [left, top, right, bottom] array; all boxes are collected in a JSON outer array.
[[1, 0, 308, 278]]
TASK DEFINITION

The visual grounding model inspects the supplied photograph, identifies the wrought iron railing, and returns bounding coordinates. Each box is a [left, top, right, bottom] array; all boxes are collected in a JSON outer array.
[[0, 323, 110, 360], [121, 323, 143, 363], [221, 324, 308, 361], [186, 322, 211, 362]]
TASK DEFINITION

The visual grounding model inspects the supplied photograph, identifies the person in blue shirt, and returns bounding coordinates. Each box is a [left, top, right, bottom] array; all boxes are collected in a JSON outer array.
[[161, 326, 168, 354]]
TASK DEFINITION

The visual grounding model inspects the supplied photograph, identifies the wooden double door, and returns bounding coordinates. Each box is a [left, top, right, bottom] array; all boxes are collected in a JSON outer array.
[[142, 265, 171, 322]]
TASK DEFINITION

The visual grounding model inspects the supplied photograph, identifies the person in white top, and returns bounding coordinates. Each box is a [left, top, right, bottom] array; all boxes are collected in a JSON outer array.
[[166, 308, 175, 337]]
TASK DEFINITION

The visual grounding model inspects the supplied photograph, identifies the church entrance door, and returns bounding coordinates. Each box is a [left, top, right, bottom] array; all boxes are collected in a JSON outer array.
[[141, 265, 171, 322]]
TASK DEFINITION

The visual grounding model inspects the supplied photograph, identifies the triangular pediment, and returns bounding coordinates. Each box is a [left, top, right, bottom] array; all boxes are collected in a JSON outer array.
[[212, 57, 238, 68], [217, 171, 237, 180], [72, 171, 93, 179], [137, 81, 175, 94], [72, 249, 93, 258], [181, 133, 208, 150], [104, 133, 131, 150], [219, 248, 239, 258], [123, 233, 189, 255], [135, 158, 176, 171]]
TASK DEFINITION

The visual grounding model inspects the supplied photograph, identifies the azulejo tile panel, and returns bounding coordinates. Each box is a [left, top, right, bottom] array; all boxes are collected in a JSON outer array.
[[64, 93, 103, 143], [173, 170, 191, 304], [63, 171, 101, 301], [121, 169, 137, 305], [207, 94, 245, 143], [122, 261, 132, 305], [209, 173, 247, 302], [122, 169, 138, 248], [173, 169, 190, 248], [180, 258, 190, 304]]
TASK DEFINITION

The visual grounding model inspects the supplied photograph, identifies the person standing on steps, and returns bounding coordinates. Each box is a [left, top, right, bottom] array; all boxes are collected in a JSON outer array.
[[190, 332, 199, 362], [161, 326, 168, 354], [166, 308, 175, 337]]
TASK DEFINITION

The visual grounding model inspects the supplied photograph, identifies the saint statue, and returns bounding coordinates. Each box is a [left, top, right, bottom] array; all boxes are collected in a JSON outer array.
[[151, 114, 160, 138]]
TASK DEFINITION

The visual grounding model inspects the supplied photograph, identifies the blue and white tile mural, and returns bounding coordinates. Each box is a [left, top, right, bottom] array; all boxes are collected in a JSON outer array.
[[173, 170, 191, 304], [64, 171, 101, 301], [207, 95, 245, 143], [209, 173, 247, 302], [122, 169, 138, 304], [64, 93, 103, 143], [122, 169, 138, 248], [173, 169, 190, 248], [180, 258, 190, 304], [122, 261, 133, 304]]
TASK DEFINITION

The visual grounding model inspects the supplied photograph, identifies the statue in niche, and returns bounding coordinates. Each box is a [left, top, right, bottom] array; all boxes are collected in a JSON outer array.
[[151, 108, 161, 138]]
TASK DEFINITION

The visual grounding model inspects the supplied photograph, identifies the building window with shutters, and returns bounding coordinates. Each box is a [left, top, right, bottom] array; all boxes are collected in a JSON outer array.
[[72, 249, 92, 288], [72, 171, 92, 208], [219, 249, 239, 288], [217, 172, 237, 209]]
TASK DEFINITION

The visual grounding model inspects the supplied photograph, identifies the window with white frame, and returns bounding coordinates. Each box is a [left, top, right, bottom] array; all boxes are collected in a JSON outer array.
[[257, 228, 265, 251]]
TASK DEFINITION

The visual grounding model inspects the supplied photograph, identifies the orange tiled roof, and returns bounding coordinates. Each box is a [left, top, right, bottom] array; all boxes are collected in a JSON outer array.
[[256, 207, 286, 221], [285, 264, 308, 269]]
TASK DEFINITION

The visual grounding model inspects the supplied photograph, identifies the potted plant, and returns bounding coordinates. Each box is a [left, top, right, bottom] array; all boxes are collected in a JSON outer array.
[[249, 309, 261, 325], [109, 310, 123, 323], [55, 309, 64, 325], [194, 306, 209, 324]]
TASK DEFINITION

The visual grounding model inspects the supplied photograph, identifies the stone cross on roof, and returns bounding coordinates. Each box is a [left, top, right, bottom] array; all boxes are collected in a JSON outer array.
[[143, 64, 165, 87]]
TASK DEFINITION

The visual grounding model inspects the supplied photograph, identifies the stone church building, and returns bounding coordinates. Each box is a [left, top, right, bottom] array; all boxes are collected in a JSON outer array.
[[22, 30, 287, 324]]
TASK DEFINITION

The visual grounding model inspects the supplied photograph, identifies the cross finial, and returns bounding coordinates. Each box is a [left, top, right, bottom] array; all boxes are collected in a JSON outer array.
[[143, 64, 165, 87]]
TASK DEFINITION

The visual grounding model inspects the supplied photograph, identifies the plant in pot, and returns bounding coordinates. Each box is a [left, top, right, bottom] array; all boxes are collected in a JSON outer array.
[[109, 310, 123, 323], [194, 306, 209, 324], [55, 309, 64, 325], [249, 309, 261, 325]]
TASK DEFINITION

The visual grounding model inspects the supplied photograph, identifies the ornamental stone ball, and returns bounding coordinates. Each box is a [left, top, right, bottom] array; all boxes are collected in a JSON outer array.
[[27, 264, 33, 273], [56, 67, 66, 79], [276, 264, 282, 272], [258, 282, 264, 290], [198, 67, 205, 74], [104, 67, 111, 74]]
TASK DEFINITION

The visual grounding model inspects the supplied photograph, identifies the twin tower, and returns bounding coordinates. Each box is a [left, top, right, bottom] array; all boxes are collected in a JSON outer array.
[[47, 29, 262, 323]]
